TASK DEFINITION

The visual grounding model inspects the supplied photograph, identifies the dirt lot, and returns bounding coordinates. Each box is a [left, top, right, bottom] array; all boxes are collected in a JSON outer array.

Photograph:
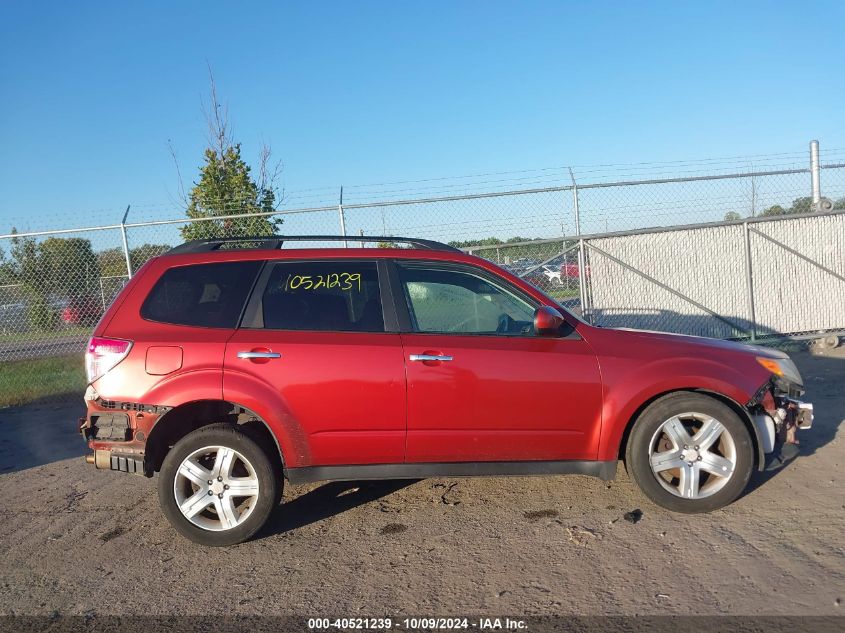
[[0, 349, 843, 618]]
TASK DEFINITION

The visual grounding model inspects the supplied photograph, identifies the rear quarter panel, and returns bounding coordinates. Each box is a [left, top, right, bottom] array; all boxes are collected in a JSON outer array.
[[93, 257, 230, 404]]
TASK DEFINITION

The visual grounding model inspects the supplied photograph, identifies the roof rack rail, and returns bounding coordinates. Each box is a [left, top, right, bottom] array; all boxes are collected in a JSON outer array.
[[166, 235, 462, 255]]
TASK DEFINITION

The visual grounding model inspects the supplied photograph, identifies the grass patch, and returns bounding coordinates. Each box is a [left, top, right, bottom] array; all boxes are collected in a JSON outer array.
[[0, 354, 85, 408], [546, 287, 580, 301]]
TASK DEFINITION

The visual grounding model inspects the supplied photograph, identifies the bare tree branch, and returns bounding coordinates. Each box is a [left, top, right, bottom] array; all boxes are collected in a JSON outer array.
[[202, 62, 231, 158], [257, 141, 285, 205], [166, 139, 188, 207]]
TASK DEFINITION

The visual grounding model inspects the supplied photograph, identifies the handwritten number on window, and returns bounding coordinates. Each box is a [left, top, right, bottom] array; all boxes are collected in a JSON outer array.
[[284, 273, 362, 292]]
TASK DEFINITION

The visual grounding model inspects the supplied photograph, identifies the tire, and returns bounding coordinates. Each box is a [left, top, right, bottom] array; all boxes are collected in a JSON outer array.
[[158, 424, 281, 546], [625, 392, 754, 513]]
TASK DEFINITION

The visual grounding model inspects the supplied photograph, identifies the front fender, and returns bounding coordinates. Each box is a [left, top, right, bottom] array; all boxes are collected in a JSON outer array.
[[597, 356, 763, 462]]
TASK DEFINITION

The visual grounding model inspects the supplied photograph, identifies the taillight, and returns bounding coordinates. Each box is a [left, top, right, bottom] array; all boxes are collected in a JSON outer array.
[[85, 337, 132, 383]]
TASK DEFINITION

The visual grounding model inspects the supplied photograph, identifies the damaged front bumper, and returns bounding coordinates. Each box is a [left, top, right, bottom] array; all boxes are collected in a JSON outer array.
[[752, 397, 813, 451], [748, 376, 813, 467]]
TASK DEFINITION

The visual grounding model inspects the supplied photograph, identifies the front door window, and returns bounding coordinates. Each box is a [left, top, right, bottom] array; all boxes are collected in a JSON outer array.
[[398, 265, 536, 336]]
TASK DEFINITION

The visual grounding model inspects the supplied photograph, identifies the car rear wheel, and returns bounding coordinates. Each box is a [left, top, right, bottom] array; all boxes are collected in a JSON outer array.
[[158, 424, 280, 546], [625, 392, 754, 513]]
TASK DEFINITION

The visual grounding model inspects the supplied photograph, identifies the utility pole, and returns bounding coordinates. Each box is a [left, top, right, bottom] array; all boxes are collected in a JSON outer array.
[[338, 187, 348, 247], [120, 205, 133, 278]]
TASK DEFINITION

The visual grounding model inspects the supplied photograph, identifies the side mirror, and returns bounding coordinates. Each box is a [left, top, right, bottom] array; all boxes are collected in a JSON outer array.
[[534, 305, 565, 336]]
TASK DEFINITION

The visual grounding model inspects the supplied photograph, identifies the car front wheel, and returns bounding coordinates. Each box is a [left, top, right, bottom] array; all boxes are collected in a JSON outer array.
[[158, 424, 280, 546], [625, 392, 754, 513]]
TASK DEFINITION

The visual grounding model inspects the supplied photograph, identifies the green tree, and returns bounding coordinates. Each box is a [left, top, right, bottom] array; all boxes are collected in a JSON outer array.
[[788, 196, 812, 214], [760, 197, 817, 217], [178, 71, 282, 242], [9, 228, 38, 283], [724, 211, 742, 221], [7, 230, 43, 327], [99, 243, 172, 277], [181, 145, 280, 241], [834, 197, 845, 210], [27, 295, 58, 331], [131, 243, 171, 269], [97, 248, 128, 278], [761, 204, 787, 217], [6, 231, 98, 332], [0, 246, 12, 285], [37, 237, 98, 294], [448, 237, 504, 248]]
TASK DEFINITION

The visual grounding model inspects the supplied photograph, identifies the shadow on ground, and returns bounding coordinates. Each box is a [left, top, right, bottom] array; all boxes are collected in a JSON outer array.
[[258, 480, 418, 539], [0, 393, 86, 473]]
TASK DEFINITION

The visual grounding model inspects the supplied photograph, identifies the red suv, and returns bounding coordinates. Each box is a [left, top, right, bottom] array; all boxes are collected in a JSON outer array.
[[80, 236, 813, 546]]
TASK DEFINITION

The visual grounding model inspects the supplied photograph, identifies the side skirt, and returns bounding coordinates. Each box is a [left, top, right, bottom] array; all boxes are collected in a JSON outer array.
[[285, 460, 618, 485]]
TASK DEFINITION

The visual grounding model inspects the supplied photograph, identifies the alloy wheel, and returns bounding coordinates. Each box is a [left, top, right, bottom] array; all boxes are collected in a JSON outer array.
[[173, 445, 260, 531], [648, 412, 737, 499]]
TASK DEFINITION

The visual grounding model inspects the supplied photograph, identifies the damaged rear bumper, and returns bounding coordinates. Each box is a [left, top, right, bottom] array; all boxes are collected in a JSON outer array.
[[79, 415, 147, 475], [78, 390, 168, 477]]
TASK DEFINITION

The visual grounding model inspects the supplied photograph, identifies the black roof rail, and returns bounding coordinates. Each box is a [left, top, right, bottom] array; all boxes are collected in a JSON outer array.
[[166, 235, 462, 255]]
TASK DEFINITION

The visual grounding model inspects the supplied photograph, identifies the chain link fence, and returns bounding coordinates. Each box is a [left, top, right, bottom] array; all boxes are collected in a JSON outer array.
[[1, 143, 843, 403]]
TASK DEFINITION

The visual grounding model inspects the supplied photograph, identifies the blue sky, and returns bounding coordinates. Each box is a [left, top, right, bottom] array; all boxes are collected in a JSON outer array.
[[1, 1, 843, 232]]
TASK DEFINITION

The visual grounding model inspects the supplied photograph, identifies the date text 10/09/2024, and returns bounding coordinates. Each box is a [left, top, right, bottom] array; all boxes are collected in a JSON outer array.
[[307, 617, 528, 630]]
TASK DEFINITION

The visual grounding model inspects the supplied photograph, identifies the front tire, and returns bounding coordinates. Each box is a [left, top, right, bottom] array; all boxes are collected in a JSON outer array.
[[158, 424, 280, 546], [625, 392, 754, 513]]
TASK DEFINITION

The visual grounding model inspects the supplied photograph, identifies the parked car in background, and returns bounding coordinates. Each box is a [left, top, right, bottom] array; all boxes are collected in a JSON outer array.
[[541, 265, 562, 284], [561, 262, 589, 279], [80, 235, 812, 546], [0, 302, 28, 334], [60, 295, 103, 327]]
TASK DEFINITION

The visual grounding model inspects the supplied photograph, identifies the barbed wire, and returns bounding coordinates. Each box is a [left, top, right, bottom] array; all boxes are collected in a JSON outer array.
[[2, 145, 842, 235]]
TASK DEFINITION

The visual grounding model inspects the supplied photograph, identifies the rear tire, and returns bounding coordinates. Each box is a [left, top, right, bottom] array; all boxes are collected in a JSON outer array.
[[625, 392, 754, 513], [158, 424, 281, 546]]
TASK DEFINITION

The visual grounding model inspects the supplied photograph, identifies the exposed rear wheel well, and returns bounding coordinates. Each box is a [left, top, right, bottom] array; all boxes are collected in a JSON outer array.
[[143, 400, 283, 477], [617, 389, 760, 469]]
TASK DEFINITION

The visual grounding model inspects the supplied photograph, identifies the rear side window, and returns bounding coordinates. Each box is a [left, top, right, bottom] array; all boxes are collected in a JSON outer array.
[[141, 261, 261, 328], [260, 261, 384, 332]]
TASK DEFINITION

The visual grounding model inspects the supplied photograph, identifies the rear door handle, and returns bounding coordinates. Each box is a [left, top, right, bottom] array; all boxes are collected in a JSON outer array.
[[409, 354, 453, 362], [237, 351, 282, 360]]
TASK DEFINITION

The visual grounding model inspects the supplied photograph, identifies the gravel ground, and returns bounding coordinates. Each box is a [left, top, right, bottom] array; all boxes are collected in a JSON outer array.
[[0, 349, 843, 617]]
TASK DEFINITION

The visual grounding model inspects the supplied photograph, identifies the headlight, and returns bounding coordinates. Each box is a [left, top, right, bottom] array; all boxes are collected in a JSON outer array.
[[756, 356, 803, 387]]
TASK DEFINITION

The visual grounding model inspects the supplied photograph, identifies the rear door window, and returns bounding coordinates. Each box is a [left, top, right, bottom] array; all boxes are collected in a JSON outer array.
[[141, 261, 262, 328], [258, 261, 384, 332]]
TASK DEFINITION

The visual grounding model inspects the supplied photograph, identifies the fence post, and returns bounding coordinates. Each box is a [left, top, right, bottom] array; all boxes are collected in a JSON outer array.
[[98, 278, 107, 311], [338, 187, 348, 247], [120, 205, 133, 279], [810, 139, 821, 209], [569, 168, 589, 321], [743, 221, 757, 341]]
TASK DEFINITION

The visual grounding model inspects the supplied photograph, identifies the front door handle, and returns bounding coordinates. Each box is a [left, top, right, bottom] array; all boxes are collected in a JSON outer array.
[[237, 351, 282, 360], [409, 354, 453, 362]]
